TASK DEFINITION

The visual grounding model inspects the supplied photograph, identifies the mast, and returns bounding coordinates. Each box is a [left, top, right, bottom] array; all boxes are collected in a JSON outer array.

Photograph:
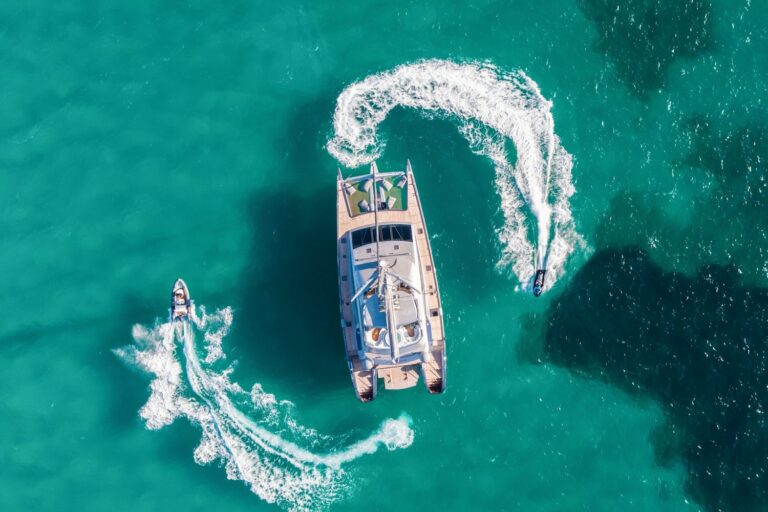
[[371, 161, 381, 265], [372, 162, 399, 362]]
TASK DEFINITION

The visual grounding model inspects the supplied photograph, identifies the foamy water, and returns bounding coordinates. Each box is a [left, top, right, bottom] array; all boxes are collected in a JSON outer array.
[[114, 306, 413, 511], [327, 59, 583, 291]]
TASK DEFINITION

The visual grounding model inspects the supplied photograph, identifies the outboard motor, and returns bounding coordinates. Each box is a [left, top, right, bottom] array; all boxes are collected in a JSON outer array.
[[532, 269, 546, 297]]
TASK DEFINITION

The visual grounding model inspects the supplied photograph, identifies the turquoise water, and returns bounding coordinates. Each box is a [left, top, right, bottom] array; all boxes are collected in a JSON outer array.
[[2, 1, 767, 511]]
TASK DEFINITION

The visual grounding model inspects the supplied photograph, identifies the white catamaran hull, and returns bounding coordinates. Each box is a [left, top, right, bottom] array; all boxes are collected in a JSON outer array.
[[337, 162, 446, 402]]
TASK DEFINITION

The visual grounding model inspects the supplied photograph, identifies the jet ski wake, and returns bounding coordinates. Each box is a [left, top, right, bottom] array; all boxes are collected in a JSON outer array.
[[115, 281, 414, 511], [327, 59, 584, 294]]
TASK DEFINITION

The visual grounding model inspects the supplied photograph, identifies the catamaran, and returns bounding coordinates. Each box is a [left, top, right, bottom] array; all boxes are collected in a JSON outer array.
[[336, 161, 446, 402]]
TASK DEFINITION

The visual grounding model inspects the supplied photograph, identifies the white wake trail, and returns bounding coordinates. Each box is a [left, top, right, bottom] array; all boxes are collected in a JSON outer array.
[[327, 59, 583, 291], [115, 306, 413, 511]]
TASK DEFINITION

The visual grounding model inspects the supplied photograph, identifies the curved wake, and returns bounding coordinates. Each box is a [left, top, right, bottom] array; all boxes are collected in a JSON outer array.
[[115, 306, 413, 511], [327, 59, 583, 291]]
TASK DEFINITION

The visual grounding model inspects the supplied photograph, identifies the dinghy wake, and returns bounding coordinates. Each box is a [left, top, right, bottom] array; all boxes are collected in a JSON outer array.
[[327, 59, 583, 293], [115, 305, 413, 511]]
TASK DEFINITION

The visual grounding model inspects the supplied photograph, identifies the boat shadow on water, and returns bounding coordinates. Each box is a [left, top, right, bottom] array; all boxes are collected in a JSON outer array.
[[232, 94, 352, 398], [237, 187, 350, 397]]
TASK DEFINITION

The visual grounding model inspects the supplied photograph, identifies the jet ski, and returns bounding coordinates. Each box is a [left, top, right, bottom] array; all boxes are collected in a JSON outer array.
[[532, 269, 546, 297], [170, 278, 192, 321]]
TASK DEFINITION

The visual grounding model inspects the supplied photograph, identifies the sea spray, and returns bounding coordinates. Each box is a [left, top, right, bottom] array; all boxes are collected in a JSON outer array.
[[114, 305, 414, 511], [327, 59, 583, 292]]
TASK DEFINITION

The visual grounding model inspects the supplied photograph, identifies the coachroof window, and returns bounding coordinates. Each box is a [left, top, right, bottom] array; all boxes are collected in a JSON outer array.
[[351, 224, 413, 248]]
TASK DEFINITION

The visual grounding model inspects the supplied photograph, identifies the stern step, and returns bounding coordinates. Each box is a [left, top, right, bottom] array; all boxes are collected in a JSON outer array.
[[378, 365, 420, 390]]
